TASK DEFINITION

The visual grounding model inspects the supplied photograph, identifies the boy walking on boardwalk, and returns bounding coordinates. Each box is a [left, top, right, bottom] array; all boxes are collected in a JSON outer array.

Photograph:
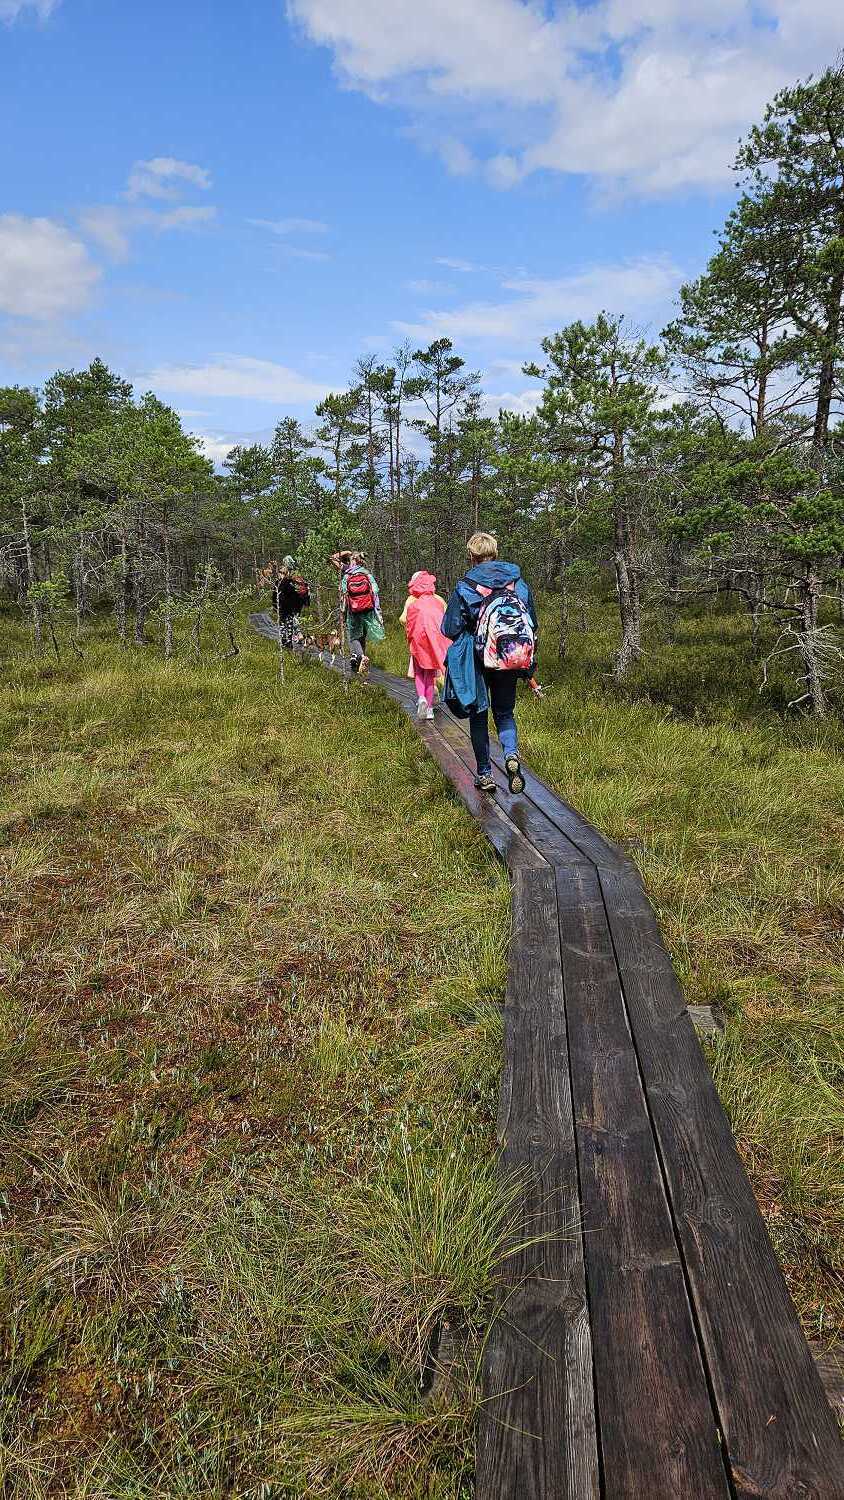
[[441, 532, 537, 795], [330, 550, 384, 677], [401, 570, 447, 720]]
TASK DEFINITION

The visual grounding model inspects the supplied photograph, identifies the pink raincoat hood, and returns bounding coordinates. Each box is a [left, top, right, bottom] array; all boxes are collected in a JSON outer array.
[[408, 570, 437, 596]]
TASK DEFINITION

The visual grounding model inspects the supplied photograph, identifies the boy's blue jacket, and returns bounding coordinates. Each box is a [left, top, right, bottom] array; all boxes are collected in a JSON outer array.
[[441, 561, 538, 717]]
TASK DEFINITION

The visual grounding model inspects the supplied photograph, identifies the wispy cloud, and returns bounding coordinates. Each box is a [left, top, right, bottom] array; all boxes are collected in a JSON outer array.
[[248, 216, 329, 236], [395, 256, 681, 346], [406, 277, 454, 295], [282, 245, 331, 262], [288, 0, 842, 196], [435, 256, 483, 273], [144, 354, 330, 405], [127, 157, 212, 201], [78, 206, 131, 262], [155, 205, 216, 231], [80, 159, 216, 262], [0, 0, 58, 20], [249, 217, 332, 261]]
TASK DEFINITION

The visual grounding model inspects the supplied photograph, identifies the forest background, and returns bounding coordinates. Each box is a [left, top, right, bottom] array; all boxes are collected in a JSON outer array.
[[4, 65, 844, 717]]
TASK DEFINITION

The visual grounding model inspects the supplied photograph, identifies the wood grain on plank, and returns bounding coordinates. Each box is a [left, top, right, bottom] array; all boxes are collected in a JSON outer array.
[[434, 710, 592, 869], [556, 864, 730, 1500], [477, 867, 599, 1500], [600, 873, 844, 1498], [442, 702, 628, 870], [385, 698, 545, 869]]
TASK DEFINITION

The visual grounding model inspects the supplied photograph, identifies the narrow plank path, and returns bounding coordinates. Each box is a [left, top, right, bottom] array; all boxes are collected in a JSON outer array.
[[251, 616, 844, 1499]]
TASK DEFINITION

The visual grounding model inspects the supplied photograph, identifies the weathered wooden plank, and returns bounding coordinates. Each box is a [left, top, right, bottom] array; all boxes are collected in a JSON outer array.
[[808, 1342, 844, 1424], [556, 865, 730, 1500], [503, 862, 568, 1019], [477, 867, 599, 1500], [433, 709, 592, 869], [599, 872, 844, 1498], [406, 712, 546, 870], [442, 703, 628, 870], [688, 1004, 726, 1037], [476, 1152, 599, 1500]]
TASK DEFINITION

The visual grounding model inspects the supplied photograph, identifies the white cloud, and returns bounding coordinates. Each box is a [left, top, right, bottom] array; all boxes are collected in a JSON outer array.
[[0, 215, 100, 320], [145, 355, 330, 405], [479, 388, 543, 419], [287, 0, 844, 195], [248, 217, 329, 235], [436, 256, 484, 273], [155, 205, 217, 231], [127, 157, 212, 201], [80, 160, 216, 261], [79, 206, 131, 261], [406, 277, 454, 295], [282, 245, 331, 261], [0, 0, 57, 19], [395, 256, 680, 345], [408, 132, 477, 177], [196, 432, 238, 466]]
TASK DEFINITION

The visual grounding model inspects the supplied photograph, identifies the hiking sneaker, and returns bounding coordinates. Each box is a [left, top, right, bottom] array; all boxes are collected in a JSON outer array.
[[425, 706, 435, 720], [475, 771, 496, 793], [505, 754, 525, 795], [417, 696, 428, 720]]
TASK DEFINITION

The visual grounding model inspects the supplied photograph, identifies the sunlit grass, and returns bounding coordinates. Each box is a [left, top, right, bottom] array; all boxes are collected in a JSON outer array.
[[0, 608, 506, 1496]]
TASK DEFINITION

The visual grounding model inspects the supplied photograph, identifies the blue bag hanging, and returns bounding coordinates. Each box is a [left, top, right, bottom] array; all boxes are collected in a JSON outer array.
[[443, 632, 488, 718]]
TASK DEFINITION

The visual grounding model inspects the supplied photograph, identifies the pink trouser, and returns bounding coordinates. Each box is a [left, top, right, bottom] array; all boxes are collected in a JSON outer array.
[[413, 663, 436, 705]]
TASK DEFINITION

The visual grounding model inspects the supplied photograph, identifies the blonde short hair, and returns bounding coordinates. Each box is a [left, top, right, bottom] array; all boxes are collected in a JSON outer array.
[[467, 531, 498, 563]]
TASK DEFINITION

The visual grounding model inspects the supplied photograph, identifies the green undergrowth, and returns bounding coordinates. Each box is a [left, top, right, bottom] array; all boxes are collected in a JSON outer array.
[[383, 595, 844, 1344], [0, 611, 512, 1498]]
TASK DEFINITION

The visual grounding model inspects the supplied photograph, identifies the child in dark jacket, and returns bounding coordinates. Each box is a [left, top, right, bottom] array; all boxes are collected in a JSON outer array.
[[441, 531, 537, 795]]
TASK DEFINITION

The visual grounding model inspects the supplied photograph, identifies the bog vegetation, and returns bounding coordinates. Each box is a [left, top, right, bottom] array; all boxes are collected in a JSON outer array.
[[1, 63, 843, 1497]]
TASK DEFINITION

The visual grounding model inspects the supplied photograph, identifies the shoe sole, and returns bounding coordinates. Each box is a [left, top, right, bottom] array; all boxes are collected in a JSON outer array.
[[505, 757, 525, 795]]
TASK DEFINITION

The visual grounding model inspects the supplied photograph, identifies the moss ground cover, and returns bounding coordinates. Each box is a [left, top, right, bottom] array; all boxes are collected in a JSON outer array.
[[0, 612, 510, 1498]]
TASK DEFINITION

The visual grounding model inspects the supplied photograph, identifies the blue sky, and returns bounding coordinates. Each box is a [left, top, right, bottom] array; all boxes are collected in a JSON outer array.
[[1, 0, 839, 462]]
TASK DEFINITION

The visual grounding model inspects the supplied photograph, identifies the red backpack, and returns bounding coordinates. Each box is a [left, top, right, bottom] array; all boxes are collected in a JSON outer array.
[[345, 568, 375, 613]]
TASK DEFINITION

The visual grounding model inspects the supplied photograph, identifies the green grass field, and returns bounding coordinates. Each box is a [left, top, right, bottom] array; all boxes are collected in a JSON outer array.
[[385, 594, 844, 1345], [2, 592, 842, 1495], [0, 612, 512, 1498]]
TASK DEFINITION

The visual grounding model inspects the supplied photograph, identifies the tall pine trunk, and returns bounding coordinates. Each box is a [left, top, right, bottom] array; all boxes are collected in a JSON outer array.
[[117, 532, 129, 644], [798, 564, 826, 717], [611, 431, 641, 678], [163, 523, 174, 660], [812, 259, 844, 451], [74, 532, 86, 641], [21, 497, 42, 649]]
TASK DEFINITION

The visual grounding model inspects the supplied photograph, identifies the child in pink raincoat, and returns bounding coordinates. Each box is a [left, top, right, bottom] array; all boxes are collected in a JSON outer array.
[[400, 570, 447, 721]]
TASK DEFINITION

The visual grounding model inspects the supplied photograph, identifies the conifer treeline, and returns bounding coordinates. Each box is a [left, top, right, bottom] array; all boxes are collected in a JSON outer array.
[[2, 65, 844, 711]]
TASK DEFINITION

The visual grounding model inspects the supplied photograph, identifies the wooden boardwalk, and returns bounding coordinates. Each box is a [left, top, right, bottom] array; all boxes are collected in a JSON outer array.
[[252, 619, 843, 1498]]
